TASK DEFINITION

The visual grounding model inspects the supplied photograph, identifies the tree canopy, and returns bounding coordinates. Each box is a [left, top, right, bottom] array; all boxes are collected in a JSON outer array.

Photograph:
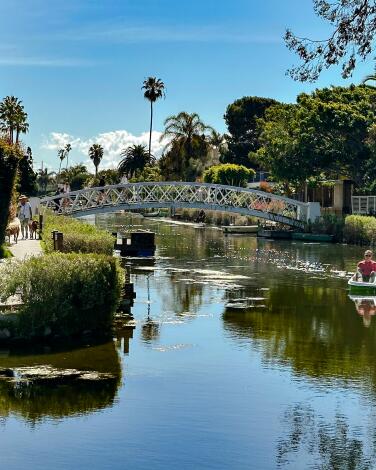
[[285, 0, 376, 81], [222, 96, 279, 168], [203, 163, 254, 187]]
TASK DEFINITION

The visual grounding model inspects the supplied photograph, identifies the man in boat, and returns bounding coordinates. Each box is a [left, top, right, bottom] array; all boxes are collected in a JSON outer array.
[[356, 250, 376, 282]]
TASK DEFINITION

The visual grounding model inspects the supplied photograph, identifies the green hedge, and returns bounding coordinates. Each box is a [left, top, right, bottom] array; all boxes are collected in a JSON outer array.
[[42, 213, 114, 255], [343, 215, 376, 245], [0, 253, 123, 339]]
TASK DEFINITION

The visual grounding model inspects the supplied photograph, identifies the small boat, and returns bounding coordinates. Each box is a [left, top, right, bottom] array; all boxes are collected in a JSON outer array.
[[348, 275, 376, 293], [143, 210, 160, 217], [222, 225, 258, 234]]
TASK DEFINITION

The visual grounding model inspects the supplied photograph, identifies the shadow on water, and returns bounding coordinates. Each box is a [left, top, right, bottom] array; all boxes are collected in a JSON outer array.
[[0, 340, 121, 425]]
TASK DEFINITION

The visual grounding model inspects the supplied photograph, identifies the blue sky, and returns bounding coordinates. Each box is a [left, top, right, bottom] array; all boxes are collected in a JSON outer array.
[[0, 0, 373, 171]]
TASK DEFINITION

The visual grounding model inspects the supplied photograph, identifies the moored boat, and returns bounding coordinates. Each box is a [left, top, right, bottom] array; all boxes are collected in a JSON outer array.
[[222, 225, 258, 234]]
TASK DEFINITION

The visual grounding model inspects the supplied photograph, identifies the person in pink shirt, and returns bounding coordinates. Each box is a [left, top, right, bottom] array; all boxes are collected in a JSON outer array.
[[356, 250, 376, 282]]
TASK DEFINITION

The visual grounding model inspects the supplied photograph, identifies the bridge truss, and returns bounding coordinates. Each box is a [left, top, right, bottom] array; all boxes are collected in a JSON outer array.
[[40, 182, 314, 228]]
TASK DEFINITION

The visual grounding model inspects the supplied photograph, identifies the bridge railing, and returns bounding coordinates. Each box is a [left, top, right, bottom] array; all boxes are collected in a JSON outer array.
[[40, 182, 313, 227]]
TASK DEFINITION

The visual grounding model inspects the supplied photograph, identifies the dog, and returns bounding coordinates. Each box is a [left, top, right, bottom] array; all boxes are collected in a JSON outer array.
[[28, 220, 39, 239], [5, 218, 21, 244]]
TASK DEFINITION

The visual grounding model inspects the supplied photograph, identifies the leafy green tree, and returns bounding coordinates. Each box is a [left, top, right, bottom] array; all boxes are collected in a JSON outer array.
[[285, 0, 376, 81], [0, 96, 28, 144], [142, 77, 165, 158], [363, 73, 376, 88], [255, 85, 376, 190], [160, 111, 212, 181], [60, 164, 90, 190], [0, 138, 22, 247], [118, 144, 155, 178], [203, 163, 254, 187], [88, 144, 104, 176], [222, 96, 278, 168], [17, 147, 37, 196], [129, 164, 162, 183]]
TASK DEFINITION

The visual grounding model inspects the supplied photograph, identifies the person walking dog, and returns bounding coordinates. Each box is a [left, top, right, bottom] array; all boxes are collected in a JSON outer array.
[[18, 195, 33, 239]]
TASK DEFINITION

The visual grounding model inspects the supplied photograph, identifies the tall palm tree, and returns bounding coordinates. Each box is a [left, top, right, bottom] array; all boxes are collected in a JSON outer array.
[[57, 149, 65, 183], [0, 96, 28, 144], [65, 143, 72, 169], [208, 130, 225, 165], [118, 144, 155, 179], [89, 143, 104, 176], [142, 77, 165, 158]]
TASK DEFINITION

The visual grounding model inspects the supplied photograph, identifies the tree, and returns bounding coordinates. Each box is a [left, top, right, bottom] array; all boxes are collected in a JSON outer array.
[[142, 77, 165, 158], [129, 164, 162, 183], [254, 85, 376, 190], [222, 96, 278, 168], [285, 0, 376, 82], [363, 73, 376, 88], [37, 168, 56, 193], [0, 138, 22, 247], [17, 148, 37, 196], [0, 96, 28, 144], [160, 111, 212, 180], [203, 163, 254, 187], [88, 144, 104, 176], [57, 149, 65, 182], [60, 164, 90, 190], [65, 143, 72, 169], [118, 144, 155, 179]]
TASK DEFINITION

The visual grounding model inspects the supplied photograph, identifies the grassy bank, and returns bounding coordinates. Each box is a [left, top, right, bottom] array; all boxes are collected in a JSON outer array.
[[176, 208, 258, 226], [343, 215, 376, 245], [0, 253, 123, 340], [41, 213, 114, 254]]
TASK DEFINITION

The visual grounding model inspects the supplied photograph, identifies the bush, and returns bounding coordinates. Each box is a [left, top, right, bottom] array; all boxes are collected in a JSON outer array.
[[308, 214, 345, 241], [0, 253, 123, 338], [203, 164, 255, 187], [42, 213, 114, 255], [343, 215, 376, 245]]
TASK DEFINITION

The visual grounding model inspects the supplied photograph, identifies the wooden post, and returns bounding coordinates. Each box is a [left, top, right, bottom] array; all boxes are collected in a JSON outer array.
[[56, 232, 64, 251], [52, 230, 58, 251], [39, 214, 44, 240]]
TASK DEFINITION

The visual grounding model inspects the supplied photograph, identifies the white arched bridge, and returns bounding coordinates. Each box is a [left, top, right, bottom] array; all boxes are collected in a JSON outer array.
[[40, 182, 320, 228]]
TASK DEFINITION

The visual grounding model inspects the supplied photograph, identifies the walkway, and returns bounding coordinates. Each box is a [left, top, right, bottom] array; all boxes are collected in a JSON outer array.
[[9, 238, 42, 260]]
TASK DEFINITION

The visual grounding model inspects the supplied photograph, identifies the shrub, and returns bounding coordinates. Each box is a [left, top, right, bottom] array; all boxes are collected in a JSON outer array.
[[343, 215, 376, 245], [42, 213, 114, 255], [0, 253, 123, 338], [308, 214, 345, 241], [203, 164, 255, 187]]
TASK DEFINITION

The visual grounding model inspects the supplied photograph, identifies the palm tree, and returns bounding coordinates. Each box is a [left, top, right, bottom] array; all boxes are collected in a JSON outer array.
[[207, 130, 225, 165], [363, 74, 376, 88], [0, 96, 28, 144], [57, 149, 65, 183], [89, 144, 104, 176], [142, 77, 165, 158], [118, 144, 155, 179], [65, 143, 72, 169], [37, 168, 56, 193]]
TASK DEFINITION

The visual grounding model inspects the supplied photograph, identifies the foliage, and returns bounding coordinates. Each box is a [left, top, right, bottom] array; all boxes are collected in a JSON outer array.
[[17, 148, 37, 196], [203, 163, 254, 187], [41, 213, 114, 255], [37, 168, 56, 193], [343, 215, 376, 245], [0, 139, 22, 245], [60, 164, 90, 190], [0, 96, 28, 144], [87, 169, 120, 187], [0, 253, 123, 338], [255, 85, 376, 190], [307, 214, 345, 241], [129, 164, 162, 183], [0, 245, 12, 259], [160, 111, 213, 181], [142, 77, 165, 157], [222, 96, 278, 168], [88, 144, 104, 176], [285, 0, 376, 81], [118, 144, 155, 178]]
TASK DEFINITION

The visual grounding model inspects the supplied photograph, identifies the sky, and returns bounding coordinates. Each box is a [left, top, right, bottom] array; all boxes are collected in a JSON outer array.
[[0, 0, 373, 172]]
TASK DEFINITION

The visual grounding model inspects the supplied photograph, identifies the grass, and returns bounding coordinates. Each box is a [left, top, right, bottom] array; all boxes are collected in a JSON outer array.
[[0, 244, 13, 259]]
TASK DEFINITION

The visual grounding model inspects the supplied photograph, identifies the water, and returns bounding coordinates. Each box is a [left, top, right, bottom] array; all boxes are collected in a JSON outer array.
[[1, 213, 375, 469]]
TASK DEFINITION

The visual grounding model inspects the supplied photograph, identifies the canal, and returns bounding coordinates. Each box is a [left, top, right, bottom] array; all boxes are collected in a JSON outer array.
[[1, 213, 375, 469]]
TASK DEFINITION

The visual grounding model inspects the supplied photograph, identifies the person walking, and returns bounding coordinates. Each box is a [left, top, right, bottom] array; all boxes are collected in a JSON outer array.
[[18, 195, 32, 239]]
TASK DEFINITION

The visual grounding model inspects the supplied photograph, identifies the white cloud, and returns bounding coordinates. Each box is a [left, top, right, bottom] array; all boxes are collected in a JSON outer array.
[[42, 129, 168, 170]]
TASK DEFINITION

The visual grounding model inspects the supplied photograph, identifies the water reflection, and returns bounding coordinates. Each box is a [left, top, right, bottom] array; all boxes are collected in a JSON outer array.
[[277, 403, 374, 468], [0, 341, 121, 424], [349, 295, 376, 328]]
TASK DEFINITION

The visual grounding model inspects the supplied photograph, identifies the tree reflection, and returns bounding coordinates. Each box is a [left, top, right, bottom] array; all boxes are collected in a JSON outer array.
[[223, 285, 376, 387], [0, 341, 121, 424], [277, 404, 373, 469]]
